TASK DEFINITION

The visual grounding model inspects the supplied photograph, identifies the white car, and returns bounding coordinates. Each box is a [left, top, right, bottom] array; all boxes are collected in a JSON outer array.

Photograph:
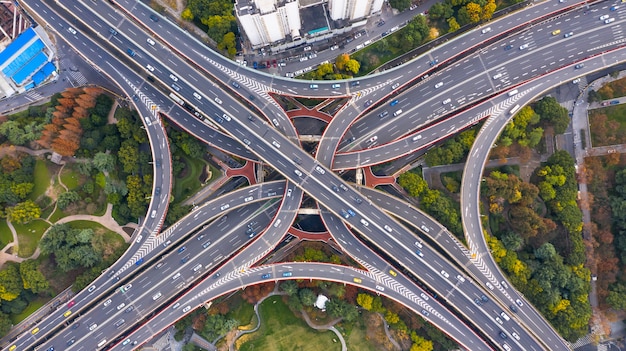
[[103, 299, 112, 307], [146, 64, 155, 72], [117, 303, 126, 310], [420, 292, 429, 301], [519, 43, 529, 50], [600, 14, 610, 21], [169, 74, 179, 82], [434, 82, 443, 89], [182, 305, 192, 313], [440, 270, 449, 278], [146, 38, 156, 46]]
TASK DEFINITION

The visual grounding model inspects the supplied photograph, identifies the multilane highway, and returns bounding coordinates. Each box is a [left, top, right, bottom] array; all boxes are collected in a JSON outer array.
[[9, 0, 624, 350]]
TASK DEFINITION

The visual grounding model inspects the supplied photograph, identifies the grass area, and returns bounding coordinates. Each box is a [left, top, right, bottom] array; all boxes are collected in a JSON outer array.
[[13, 219, 50, 257], [29, 159, 52, 201], [344, 318, 383, 351], [238, 296, 340, 351], [589, 104, 626, 146], [48, 207, 67, 222], [60, 165, 83, 191], [294, 97, 325, 108], [173, 155, 208, 203], [0, 219, 12, 247], [225, 294, 256, 328], [11, 297, 47, 324]]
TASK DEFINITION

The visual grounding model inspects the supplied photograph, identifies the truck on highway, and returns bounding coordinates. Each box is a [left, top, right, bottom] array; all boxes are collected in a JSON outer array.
[[169, 93, 185, 106]]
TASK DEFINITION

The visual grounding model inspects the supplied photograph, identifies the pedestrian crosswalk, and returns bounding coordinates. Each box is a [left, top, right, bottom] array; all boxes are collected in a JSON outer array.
[[25, 91, 43, 102], [69, 71, 87, 86]]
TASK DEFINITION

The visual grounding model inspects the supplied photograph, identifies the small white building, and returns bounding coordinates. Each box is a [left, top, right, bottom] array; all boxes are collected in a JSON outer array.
[[315, 294, 328, 311]]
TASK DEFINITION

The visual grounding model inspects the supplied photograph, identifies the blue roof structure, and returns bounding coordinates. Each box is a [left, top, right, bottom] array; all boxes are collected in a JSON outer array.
[[0, 28, 36, 67], [31, 62, 56, 85], [13, 51, 47, 85], [2, 39, 45, 77]]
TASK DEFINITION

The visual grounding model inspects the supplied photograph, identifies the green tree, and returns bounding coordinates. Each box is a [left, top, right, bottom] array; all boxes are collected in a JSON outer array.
[[356, 293, 373, 310], [93, 152, 116, 173], [410, 332, 434, 351], [607, 283, 626, 310], [535, 96, 570, 134], [335, 54, 350, 71], [57, 191, 81, 210], [118, 140, 140, 174], [0, 312, 12, 335], [389, 0, 411, 11], [398, 172, 428, 197], [281, 280, 298, 296], [299, 288, 317, 306], [0, 263, 23, 301], [384, 310, 400, 324], [19, 259, 48, 293], [481, 0, 496, 21], [429, 2, 453, 19]]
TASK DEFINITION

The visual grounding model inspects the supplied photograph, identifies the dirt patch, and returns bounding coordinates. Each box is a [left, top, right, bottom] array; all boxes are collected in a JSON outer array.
[[38, 256, 84, 294], [363, 312, 395, 351]]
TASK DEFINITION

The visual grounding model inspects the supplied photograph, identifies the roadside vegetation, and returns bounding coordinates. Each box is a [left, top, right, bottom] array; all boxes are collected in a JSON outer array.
[[174, 278, 455, 351], [589, 104, 626, 147]]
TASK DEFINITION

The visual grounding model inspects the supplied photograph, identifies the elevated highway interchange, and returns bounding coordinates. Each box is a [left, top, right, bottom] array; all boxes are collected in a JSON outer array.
[[7, 0, 626, 350]]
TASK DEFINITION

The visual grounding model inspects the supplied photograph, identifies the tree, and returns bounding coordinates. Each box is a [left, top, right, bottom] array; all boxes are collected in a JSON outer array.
[[398, 172, 428, 197], [501, 231, 524, 251], [384, 310, 400, 324], [181, 7, 194, 20], [390, 0, 411, 10], [19, 260, 48, 293], [447, 17, 460, 33], [429, 2, 453, 19], [535, 96, 570, 134], [0, 263, 24, 301], [335, 54, 350, 71], [344, 59, 360, 75], [57, 191, 81, 210], [281, 280, 298, 296], [356, 293, 373, 310], [93, 152, 116, 173], [299, 288, 317, 306], [410, 333, 434, 351], [481, 0, 496, 21], [607, 283, 626, 310], [0, 312, 12, 335], [465, 3, 482, 23], [7, 200, 40, 224]]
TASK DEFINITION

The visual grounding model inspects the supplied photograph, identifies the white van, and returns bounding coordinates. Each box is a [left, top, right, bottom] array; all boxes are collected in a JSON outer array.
[[442, 98, 451, 105], [500, 312, 510, 321], [412, 135, 422, 141], [508, 89, 518, 97], [150, 210, 156, 218], [97, 339, 107, 348], [393, 109, 403, 117]]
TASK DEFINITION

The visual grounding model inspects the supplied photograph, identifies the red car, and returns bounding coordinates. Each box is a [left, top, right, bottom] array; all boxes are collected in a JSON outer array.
[[67, 300, 76, 308], [272, 59, 277, 68], [266, 60, 271, 68]]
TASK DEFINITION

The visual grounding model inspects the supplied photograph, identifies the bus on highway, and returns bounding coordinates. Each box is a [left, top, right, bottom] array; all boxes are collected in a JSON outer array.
[[169, 92, 185, 106]]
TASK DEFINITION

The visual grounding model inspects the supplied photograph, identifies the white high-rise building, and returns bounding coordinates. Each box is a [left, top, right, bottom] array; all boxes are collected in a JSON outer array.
[[236, 0, 382, 47], [328, 0, 382, 21], [237, 0, 302, 47]]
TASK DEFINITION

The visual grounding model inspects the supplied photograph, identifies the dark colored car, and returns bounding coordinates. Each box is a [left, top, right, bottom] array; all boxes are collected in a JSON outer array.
[[253, 61, 258, 69], [150, 14, 159, 22]]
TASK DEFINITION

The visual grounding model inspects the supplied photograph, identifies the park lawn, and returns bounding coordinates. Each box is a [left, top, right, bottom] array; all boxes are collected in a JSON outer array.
[[60, 165, 83, 191], [13, 219, 50, 257], [225, 294, 256, 329], [0, 219, 12, 247], [48, 207, 68, 222], [344, 318, 385, 351], [11, 297, 47, 324], [29, 159, 52, 201], [173, 156, 208, 203], [238, 296, 340, 351]]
